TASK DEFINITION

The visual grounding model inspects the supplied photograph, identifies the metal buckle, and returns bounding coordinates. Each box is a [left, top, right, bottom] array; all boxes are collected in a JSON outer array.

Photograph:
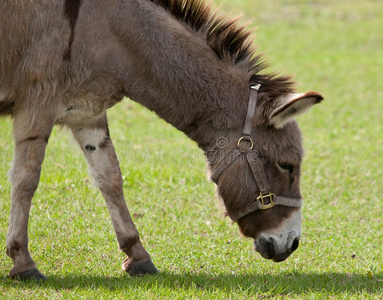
[[257, 191, 276, 209], [238, 136, 254, 150], [250, 83, 261, 91]]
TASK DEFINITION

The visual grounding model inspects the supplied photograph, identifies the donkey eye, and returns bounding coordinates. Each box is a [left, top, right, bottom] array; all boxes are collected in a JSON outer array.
[[278, 163, 294, 174]]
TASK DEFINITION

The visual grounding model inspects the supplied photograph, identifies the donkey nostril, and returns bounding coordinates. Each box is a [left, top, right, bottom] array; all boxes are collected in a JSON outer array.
[[265, 238, 275, 258], [291, 238, 299, 252]]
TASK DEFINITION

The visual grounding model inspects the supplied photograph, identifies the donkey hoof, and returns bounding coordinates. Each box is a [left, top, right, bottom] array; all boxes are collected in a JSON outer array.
[[125, 260, 159, 276], [11, 268, 47, 281]]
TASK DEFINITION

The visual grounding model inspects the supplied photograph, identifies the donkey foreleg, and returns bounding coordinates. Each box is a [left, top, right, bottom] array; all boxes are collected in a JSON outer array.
[[6, 109, 55, 280], [71, 114, 158, 276]]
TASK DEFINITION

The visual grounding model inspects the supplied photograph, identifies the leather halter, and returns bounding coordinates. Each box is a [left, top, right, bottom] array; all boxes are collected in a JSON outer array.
[[211, 84, 302, 221]]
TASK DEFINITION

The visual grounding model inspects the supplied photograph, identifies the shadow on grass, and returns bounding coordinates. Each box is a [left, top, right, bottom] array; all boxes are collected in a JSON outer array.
[[1, 271, 382, 295]]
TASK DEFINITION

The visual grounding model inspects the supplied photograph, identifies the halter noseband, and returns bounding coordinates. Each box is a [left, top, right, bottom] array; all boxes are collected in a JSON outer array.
[[211, 84, 302, 221]]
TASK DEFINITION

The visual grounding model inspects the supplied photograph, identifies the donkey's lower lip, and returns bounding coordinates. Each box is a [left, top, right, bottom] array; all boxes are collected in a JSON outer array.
[[271, 252, 291, 262], [254, 242, 274, 260], [255, 246, 292, 262], [254, 240, 294, 262]]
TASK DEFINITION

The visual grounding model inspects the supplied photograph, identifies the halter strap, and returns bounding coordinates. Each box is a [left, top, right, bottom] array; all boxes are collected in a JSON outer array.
[[243, 84, 261, 138], [210, 84, 260, 185], [211, 84, 302, 222], [229, 197, 303, 221]]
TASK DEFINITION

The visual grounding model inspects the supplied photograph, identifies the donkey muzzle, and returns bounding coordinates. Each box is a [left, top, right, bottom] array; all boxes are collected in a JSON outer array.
[[254, 231, 300, 262]]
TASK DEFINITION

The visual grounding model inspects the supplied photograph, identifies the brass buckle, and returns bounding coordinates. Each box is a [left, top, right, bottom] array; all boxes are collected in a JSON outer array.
[[257, 191, 276, 209]]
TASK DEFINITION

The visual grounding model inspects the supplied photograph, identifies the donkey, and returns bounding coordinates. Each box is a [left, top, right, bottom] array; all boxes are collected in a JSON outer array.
[[0, 0, 323, 280]]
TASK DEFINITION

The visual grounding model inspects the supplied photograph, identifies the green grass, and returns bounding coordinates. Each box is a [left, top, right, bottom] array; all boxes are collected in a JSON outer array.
[[1, 0, 382, 298]]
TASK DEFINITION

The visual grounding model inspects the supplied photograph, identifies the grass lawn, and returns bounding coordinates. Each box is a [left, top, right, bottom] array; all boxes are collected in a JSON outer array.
[[1, 0, 382, 298]]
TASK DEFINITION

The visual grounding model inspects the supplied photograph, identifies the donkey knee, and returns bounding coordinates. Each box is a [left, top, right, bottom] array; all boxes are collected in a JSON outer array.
[[11, 136, 48, 187], [10, 165, 41, 197]]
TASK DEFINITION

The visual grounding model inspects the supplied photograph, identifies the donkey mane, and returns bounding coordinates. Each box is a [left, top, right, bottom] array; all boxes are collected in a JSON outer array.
[[150, 0, 295, 96]]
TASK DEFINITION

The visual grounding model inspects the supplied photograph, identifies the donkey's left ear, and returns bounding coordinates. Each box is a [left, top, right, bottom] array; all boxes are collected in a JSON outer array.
[[269, 91, 323, 128]]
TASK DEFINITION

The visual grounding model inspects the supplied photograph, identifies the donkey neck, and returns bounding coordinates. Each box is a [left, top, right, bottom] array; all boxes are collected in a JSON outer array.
[[115, 0, 250, 149]]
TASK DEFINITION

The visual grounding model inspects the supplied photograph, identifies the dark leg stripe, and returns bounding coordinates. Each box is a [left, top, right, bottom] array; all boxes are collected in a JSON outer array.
[[64, 0, 83, 60]]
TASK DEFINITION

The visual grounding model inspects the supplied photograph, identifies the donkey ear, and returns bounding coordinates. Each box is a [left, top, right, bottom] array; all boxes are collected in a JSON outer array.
[[269, 91, 323, 128]]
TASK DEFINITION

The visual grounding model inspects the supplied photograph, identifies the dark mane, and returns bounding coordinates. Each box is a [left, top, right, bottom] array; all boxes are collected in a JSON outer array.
[[150, 0, 295, 95]]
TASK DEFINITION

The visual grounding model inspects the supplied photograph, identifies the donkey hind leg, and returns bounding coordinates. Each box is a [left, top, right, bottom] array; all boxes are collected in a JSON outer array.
[[6, 109, 55, 280], [71, 115, 158, 276]]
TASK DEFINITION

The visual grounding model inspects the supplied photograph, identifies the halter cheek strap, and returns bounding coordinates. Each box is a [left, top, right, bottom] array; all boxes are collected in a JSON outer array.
[[211, 84, 302, 222], [211, 84, 261, 185]]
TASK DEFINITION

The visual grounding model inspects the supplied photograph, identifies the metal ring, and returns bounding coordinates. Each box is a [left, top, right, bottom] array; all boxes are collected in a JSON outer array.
[[237, 136, 254, 150]]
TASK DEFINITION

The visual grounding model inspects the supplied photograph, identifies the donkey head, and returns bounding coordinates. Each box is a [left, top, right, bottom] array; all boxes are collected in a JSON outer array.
[[210, 89, 323, 262]]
